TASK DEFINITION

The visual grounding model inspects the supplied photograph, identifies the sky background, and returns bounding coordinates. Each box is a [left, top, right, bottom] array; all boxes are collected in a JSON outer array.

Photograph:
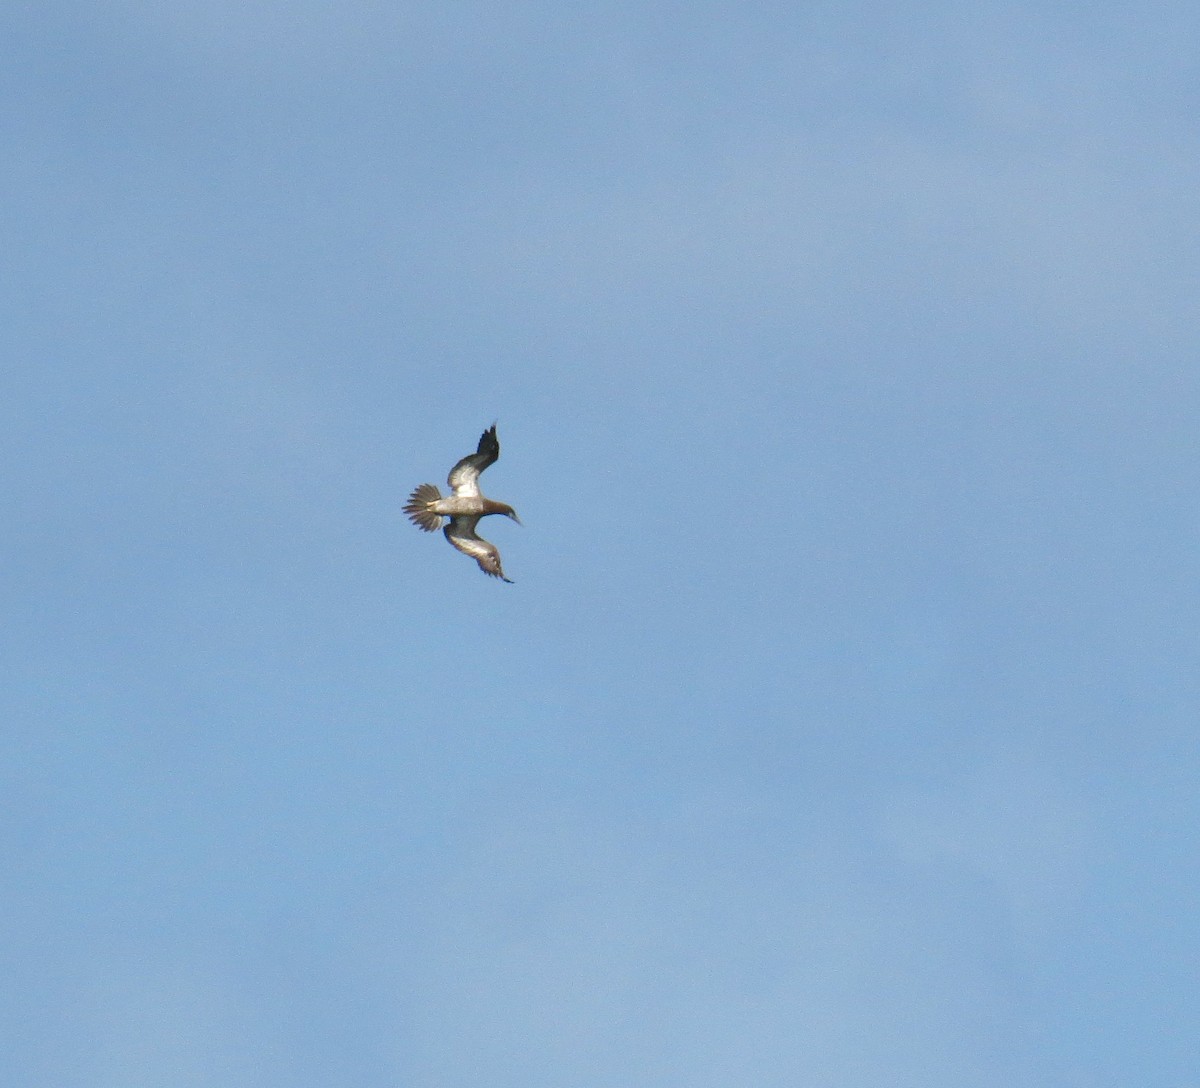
[[3, 2, 1198, 1085]]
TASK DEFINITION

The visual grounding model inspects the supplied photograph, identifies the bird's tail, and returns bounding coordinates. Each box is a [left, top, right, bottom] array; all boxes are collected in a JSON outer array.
[[403, 483, 444, 531]]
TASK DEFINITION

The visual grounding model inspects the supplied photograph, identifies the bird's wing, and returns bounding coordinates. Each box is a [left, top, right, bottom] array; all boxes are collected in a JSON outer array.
[[447, 424, 500, 497], [444, 516, 513, 582]]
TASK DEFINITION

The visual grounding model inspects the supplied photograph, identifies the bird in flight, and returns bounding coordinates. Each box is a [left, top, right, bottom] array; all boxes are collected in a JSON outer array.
[[403, 424, 521, 583]]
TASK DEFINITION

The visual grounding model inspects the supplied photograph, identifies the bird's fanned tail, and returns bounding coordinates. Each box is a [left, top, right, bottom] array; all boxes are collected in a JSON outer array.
[[403, 483, 444, 531]]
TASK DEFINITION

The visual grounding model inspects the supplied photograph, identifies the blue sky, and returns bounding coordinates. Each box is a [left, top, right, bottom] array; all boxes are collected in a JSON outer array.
[[4, 2, 1198, 1085]]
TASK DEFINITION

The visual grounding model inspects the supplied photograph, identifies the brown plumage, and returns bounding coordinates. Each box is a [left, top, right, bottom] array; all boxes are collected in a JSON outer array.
[[403, 424, 520, 583]]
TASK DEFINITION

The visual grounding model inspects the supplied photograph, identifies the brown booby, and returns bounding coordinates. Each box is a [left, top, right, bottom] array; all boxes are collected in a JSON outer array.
[[403, 424, 520, 583]]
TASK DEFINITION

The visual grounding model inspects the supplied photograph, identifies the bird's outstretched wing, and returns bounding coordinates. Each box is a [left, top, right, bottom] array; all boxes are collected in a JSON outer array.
[[447, 424, 500, 497], [444, 516, 513, 582]]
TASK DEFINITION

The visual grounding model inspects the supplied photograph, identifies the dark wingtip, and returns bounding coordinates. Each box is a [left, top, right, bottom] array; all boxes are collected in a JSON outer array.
[[477, 423, 500, 459]]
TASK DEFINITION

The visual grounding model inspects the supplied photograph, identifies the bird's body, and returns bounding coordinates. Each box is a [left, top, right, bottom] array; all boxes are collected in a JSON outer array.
[[403, 424, 520, 582]]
